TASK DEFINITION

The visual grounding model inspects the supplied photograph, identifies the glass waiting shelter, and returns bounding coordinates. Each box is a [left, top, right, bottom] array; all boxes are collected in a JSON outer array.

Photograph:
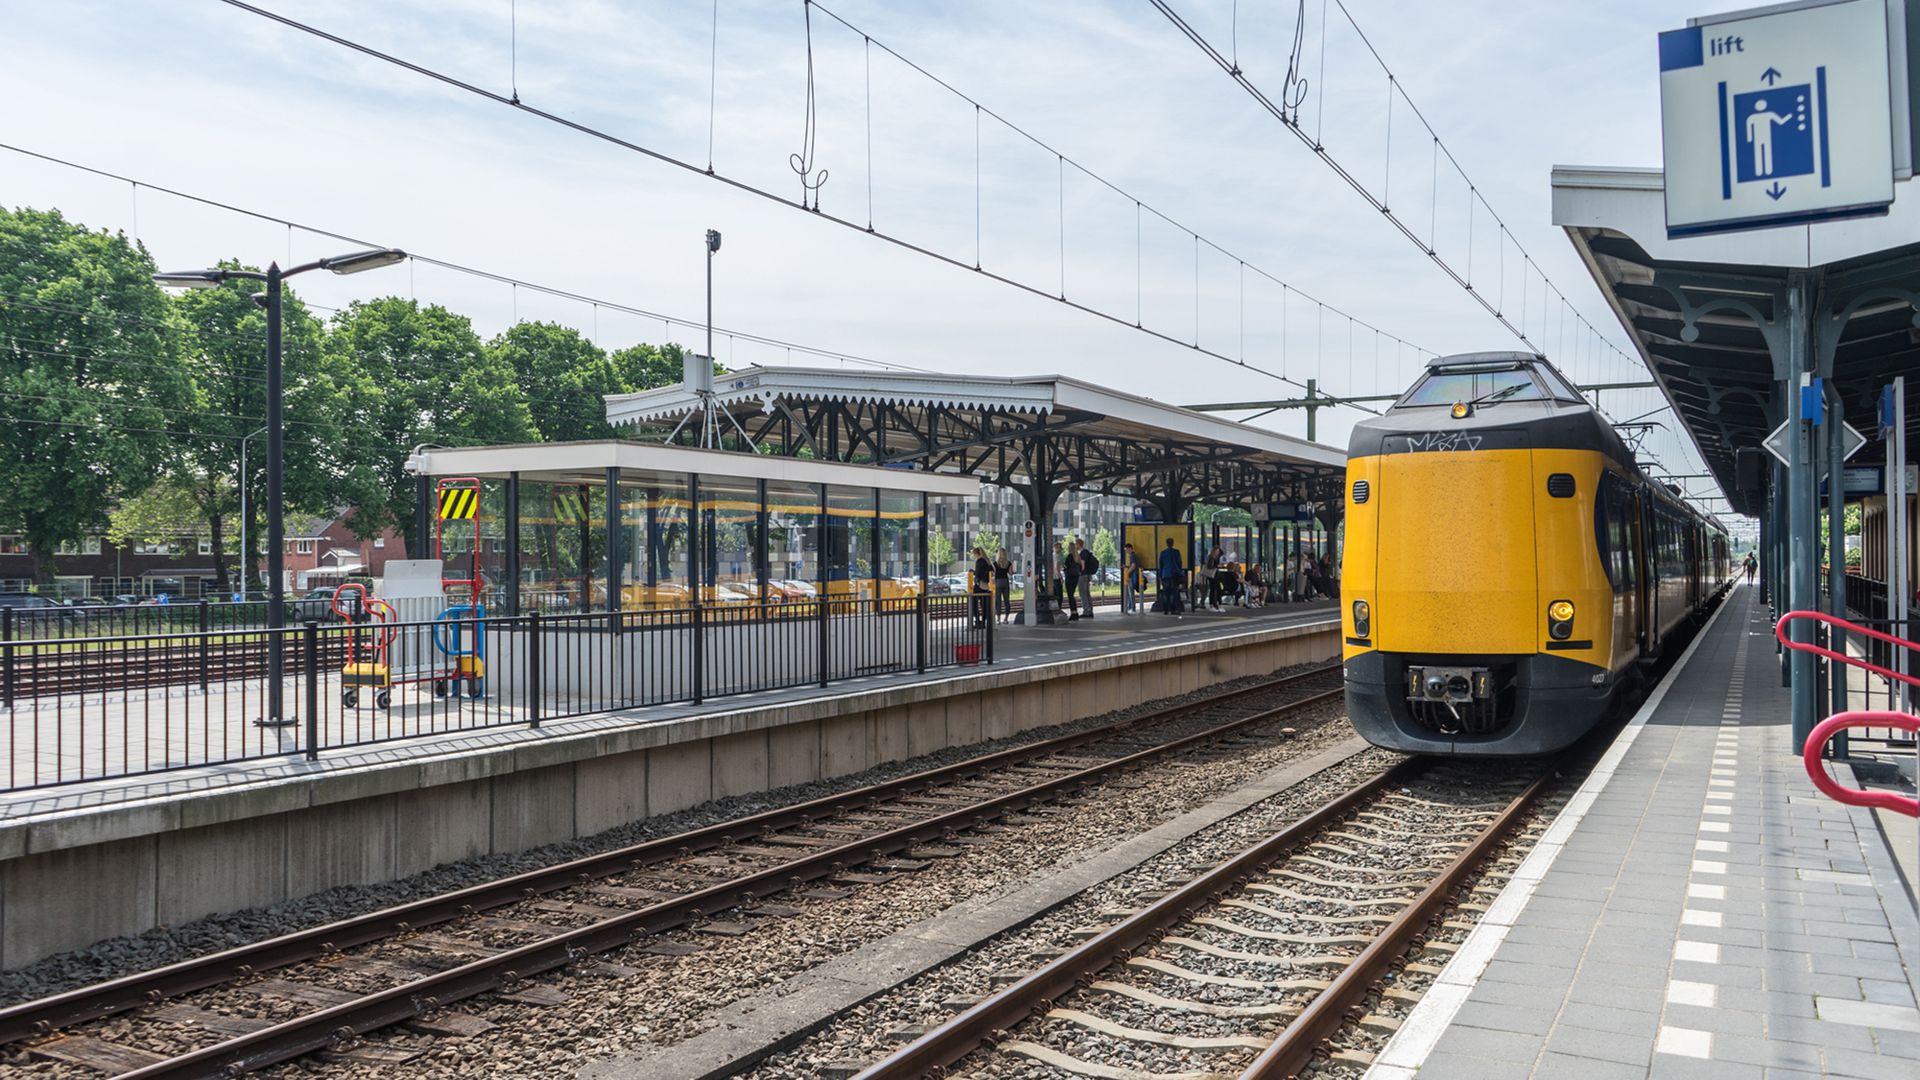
[[402, 441, 983, 706], [404, 440, 980, 616]]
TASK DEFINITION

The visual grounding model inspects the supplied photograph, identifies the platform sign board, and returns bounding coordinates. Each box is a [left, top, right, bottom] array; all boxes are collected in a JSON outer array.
[[1763, 418, 1866, 472], [1660, 0, 1898, 238]]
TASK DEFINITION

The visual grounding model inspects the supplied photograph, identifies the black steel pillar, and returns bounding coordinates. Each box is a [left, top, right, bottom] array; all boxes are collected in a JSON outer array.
[[505, 472, 521, 616], [605, 468, 623, 612]]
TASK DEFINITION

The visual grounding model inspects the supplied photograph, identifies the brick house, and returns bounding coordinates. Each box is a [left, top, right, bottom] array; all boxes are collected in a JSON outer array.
[[0, 532, 226, 599], [281, 510, 408, 591]]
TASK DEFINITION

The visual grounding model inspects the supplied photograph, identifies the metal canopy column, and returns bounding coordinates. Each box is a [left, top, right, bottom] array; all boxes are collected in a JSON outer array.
[[1786, 270, 1817, 751]]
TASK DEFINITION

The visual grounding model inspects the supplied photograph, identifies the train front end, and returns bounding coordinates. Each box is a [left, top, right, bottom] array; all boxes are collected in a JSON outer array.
[[1341, 354, 1621, 756]]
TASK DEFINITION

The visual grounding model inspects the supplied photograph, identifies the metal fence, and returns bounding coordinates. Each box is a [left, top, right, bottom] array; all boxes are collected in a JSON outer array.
[[0, 593, 991, 790]]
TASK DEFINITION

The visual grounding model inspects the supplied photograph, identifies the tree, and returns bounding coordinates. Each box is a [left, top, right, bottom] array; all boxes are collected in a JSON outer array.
[[1091, 527, 1118, 570], [326, 298, 536, 554], [488, 322, 625, 442], [0, 207, 194, 582], [970, 531, 1002, 559], [1192, 502, 1254, 529], [106, 481, 212, 549], [166, 265, 333, 590], [927, 530, 956, 572]]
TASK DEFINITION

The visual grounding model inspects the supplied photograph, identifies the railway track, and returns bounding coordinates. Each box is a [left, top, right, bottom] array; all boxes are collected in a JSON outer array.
[[2, 640, 351, 701], [1, 664, 1346, 1078], [851, 755, 1554, 1079]]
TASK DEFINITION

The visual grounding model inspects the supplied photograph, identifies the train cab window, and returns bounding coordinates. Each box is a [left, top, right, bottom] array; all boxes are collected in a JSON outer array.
[[1397, 367, 1543, 407], [1534, 365, 1585, 403]]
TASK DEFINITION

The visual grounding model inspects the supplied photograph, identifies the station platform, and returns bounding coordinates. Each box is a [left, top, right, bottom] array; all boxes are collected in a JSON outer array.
[[1371, 583, 1920, 1080], [0, 599, 1338, 969]]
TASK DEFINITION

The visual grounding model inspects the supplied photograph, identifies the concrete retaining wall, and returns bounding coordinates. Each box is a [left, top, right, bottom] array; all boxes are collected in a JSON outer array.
[[0, 620, 1338, 969]]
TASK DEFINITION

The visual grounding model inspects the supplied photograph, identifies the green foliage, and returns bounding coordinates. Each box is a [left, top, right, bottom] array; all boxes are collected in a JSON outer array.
[[489, 321, 623, 442], [107, 481, 213, 548], [1091, 527, 1118, 569], [325, 298, 535, 553], [927, 530, 956, 572], [970, 531, 1002, 559], [0, 206, 195, 580], [1192, 502, 1254, 528]]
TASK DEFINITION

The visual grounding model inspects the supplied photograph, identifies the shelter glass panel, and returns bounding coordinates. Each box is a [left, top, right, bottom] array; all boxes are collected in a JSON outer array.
[[826, 485, 877, 598], [879, 491, 923, 597], [519, 480, 606, 612], [620, 470, 691, 610], [766, 480, 820, 601], [699, 477, 761, 601]]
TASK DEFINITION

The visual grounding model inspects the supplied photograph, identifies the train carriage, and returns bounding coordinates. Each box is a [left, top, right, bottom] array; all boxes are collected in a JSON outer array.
[[1342, 352, 1732, 756]]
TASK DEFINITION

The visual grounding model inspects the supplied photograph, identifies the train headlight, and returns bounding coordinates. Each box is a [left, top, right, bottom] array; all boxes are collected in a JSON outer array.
[[1450, 401, 1470, 419], [1547, 599, 1574, 640], [1351, 599, 1370, 637]]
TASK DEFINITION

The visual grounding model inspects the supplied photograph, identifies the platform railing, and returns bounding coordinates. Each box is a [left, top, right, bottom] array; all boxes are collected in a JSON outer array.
[[0, 594, 991, 792], [1775, 611, 1920, 819]]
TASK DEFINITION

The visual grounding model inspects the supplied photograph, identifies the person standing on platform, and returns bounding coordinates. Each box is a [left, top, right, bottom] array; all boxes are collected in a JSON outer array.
[[1158, 538, 1184, 617], [971, 546, 993, 628], [1076, 539, 1098, 620], [1062, 537, 1082, 621], [1744, 551, 1757, 583], [993, 547, 1013, 622], [1204, 544, 1226, 612], [1123, 543, 1142, 614], [1059, 538, 1075, 614]]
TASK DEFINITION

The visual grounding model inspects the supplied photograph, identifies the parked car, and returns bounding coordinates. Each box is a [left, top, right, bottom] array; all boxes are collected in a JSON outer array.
[[109, 594, 150, 606], [0, 593, 78, 629], [295, 586, 343, 622], [925, 577, 953, 595]]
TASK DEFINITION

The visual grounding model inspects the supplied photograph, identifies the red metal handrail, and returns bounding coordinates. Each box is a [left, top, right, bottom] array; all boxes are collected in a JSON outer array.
[[1776, 611, 1920, 818], [1775, 609, 1920, 688], [1803, 714, 1919, 818]]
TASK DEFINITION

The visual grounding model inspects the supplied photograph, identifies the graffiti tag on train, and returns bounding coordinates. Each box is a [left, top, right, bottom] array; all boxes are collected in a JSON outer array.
[[1399, 432, 1484, 452]]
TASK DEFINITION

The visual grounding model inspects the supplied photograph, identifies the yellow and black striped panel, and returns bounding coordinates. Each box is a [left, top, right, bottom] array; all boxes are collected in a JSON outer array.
[[552, 490, 587, 525], [437, 486, 479, 520]]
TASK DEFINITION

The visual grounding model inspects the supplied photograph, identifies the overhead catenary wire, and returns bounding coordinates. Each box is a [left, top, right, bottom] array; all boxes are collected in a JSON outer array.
[[0, 142, 938, 376], [1145, 0, 1717, 490], [207, 0, 1418, 415]]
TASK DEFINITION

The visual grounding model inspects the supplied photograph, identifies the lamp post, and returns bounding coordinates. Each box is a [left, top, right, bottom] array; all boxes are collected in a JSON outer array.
[[155, 248, 406, 726]]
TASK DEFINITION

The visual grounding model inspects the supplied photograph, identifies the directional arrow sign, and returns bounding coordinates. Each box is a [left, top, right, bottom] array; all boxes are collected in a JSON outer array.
[[1762, 419, 1866, 475]]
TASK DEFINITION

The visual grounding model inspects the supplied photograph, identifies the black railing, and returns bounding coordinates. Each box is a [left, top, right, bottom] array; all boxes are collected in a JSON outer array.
[[0, 594, 991, 791]]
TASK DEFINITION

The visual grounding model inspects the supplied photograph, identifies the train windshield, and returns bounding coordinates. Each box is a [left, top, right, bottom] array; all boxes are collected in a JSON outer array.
[[1397, 367, 1542, 407]]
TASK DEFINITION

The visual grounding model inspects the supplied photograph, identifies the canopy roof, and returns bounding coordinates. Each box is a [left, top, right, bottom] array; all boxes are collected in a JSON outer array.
[[406, 439, 980, 497], [604, 367, 1346, 514], [1554, 166, 1920, 516]]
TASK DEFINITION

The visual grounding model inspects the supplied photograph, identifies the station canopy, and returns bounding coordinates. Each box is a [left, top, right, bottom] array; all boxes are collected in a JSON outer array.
[[1554, 166, 1920, 516], [602, 367, 1347, 521]]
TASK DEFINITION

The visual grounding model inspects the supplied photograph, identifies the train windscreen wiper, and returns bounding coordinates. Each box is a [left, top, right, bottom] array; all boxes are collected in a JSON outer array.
[[1464, 382, 1534, 407]]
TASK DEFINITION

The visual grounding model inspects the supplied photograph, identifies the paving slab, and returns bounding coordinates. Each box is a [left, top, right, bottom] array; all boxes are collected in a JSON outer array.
[[1369, 583, 1920, 1080]]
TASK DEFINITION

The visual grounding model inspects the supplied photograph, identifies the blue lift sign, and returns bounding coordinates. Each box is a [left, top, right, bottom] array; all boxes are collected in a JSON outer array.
[[1659, 0, 1896, 238]]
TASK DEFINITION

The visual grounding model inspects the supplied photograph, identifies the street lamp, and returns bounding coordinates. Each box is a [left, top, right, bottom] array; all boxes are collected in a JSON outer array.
[[155, 248, 407, 726]]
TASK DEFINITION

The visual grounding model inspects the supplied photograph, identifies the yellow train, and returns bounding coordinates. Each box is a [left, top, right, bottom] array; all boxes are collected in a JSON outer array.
[[1342, 352, 1732, 755]]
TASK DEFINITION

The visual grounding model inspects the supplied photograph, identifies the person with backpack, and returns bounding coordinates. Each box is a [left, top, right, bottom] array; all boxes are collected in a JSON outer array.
[[1157, 537, 1184, 616], [970, 547, 993, 628], [1062, 538, 1081, 621], [1076, 539, 1098, 620]]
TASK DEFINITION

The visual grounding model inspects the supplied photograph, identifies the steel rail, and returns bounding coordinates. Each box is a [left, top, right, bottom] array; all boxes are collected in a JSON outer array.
[[852, 759, 1414, 1079], [107, 681, 1348, 1078], [1239, 765, 1553, 1076], [856, 759, 1553, 1080], [1, 664, 1338, 1048]]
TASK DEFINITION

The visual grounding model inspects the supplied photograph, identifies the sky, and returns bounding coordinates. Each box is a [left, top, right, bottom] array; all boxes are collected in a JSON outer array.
[[0, 0, 1846, 517]]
